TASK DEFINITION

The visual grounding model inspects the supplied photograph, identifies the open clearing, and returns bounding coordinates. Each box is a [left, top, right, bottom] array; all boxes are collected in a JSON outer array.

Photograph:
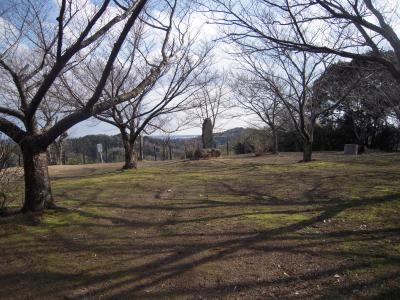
[[1, 152, 400, 299]]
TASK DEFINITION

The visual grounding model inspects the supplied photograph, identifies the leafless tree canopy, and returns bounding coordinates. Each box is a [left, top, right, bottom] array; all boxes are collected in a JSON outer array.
[[232, 47, 358, 161], [0, 0, 178, 147], [209, 0, 400, 82], [89, 12, 213, 168], [0, 0, 195, 211], [189, 68, 230, 131]]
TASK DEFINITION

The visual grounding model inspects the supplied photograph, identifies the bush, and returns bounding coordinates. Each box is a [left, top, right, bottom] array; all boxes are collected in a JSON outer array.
[[0, 138, 23, 214], [194, 148, 203, 160], [210, 148, 221, 157], [232, 129, 270, 155], [185, 148, 221, 160], [0, 169, 23, 214], [184, 149, 194, 160]]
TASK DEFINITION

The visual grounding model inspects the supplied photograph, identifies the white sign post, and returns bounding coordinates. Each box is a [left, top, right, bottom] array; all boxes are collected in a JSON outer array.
[[97, 143, 104, 163]]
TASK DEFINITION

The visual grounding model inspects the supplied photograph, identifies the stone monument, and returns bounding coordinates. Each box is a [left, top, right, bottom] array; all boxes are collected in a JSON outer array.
[[202, 118, 214, 149]]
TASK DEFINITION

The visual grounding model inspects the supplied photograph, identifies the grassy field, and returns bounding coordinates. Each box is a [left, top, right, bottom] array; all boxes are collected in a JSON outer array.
[[0, 152, 400, 299]]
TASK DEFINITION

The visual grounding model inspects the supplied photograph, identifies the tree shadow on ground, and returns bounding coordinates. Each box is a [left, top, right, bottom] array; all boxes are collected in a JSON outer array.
[[1, 186, 399, 299]]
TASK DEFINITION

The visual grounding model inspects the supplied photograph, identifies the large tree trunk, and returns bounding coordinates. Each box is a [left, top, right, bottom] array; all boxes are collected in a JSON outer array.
[[122, 135, 137, 169], [271, 127, 279, 154], [303, 140, 313, 162], [22, 149, 54, 212]]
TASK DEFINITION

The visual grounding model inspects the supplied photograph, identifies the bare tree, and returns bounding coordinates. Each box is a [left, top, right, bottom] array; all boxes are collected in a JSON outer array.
[[233, 69, 286, 154], [248, 49, 355, 161], [160, 134, 174, 160], [48, 131, 68, 165], [56, 1, 211, 169], [210, 0, 400, 84], [192, 69, 228, 129], [0, 0, 177, 212], [89, 25, 211, 168], [188, 68, 229, 148], [95, 46, 211, 168]]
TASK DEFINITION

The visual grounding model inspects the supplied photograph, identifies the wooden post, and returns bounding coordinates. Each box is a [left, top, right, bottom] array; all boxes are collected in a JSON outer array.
[[62, 150, 67, 165], [162, 143, 166, 161], [139, 135, 144, 161], [154, 146, 157, 161], [226, 141, 229, 156]]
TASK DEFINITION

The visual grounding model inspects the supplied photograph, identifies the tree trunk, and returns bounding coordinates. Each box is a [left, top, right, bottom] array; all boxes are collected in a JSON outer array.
[[62, 151, 67, 165], [303, 140, 313, 162], [271, 127, 279, 154], [47, 147, 53, 165], [55, 141, 63, 165], [162, 143, 166, 160], [22, 150, 54, 212], [122, 138, 137, 169], [138, 135, 143, 161]]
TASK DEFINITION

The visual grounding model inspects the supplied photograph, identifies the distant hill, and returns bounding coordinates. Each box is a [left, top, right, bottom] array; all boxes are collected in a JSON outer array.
[[215, 127, 246, 140], [150, 127, 247, 145], [215, 127, 246, 137], [151, 134, 199, 140]]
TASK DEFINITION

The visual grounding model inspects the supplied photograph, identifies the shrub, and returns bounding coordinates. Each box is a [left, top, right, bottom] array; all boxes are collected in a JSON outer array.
[[0, 138, 23, 214], [184, 149, 194, 160], [210, 148, 221, 157], [194, 148, 203, 160], [185, 148, 221, 160]]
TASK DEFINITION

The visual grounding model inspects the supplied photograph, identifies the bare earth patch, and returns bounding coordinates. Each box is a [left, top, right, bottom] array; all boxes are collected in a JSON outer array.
[[0, 152, 399, 299]]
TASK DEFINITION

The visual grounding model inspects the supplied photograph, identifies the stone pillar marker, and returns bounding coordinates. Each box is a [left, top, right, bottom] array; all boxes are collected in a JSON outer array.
[[202, 118, 214, 149]]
